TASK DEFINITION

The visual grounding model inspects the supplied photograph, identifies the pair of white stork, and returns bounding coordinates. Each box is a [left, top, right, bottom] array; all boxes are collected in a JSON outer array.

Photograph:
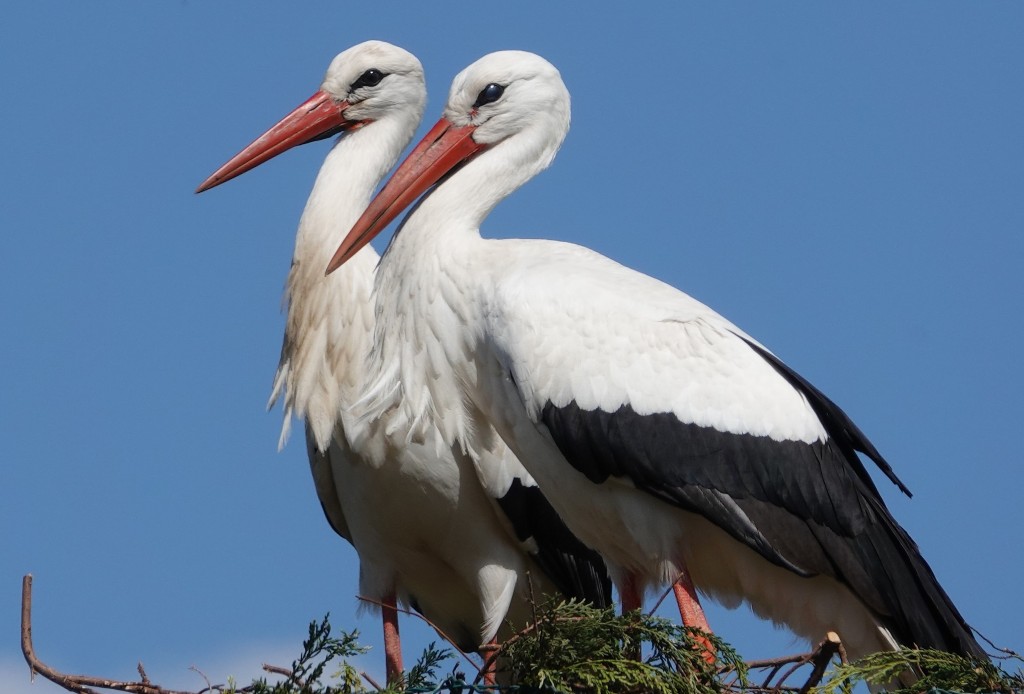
[[198, 41, 984, 683]]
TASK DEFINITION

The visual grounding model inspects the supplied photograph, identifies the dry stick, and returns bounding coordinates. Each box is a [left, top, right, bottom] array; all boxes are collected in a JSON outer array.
[[757, 661, 791, 690], [975, 630, 1020, 661], [260, 664, 293, 679], [836, 639, 849, 666], [736, 632, 843, 694], [22, 572, 852, 693], [773, 655, 815, 690], [647, 575, 680, 616], [187, 666, 214, 694], [744, 650, 816, 670], [21, 574, 197, 694], [524, 572, 541, 683], [797, 632, 842, 694], [20, 575, 299, 694], [526, 570, 538, 642], [360, 671, 384, 691], [745, 653, 805, 687]]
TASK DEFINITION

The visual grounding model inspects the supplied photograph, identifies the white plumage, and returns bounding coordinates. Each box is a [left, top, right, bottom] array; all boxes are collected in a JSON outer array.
[[198, 43, 609, 683], [329, 50, 983, 662]]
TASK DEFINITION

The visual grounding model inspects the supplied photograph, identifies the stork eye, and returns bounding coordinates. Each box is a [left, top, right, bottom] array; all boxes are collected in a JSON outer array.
[[473, 83, 505, 108], [351, 68, 385, 90]]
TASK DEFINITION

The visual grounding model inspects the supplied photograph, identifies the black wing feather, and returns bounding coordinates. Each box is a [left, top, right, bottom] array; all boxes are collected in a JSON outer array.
[[305, 424, 352, 542], [539, 346, 983, 658], [496, 478, 613, 608], [742, 337, 912, 498]]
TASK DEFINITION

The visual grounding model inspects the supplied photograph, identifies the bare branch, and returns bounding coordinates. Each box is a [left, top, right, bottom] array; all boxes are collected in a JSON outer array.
[[360, 670, 383, 690], [21, 575, 209, 694], [976, 629, 1022, 661], [734, 632, 845, 694], [17, 574, 868, 694], [260, 663, 292, 678], [647, 572, 685, 616], [187, 666, 213, 694], [797, 632, 842, 694]]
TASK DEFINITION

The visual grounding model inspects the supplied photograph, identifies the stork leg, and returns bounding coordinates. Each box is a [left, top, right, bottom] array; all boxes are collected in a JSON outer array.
[[672, 571, 716, 665], [480, 637, 499, 685], [382, 591, 403, 685], [620, 573, 643, 660], [672, 570, 709, 631], [620, 572, 643, 614]]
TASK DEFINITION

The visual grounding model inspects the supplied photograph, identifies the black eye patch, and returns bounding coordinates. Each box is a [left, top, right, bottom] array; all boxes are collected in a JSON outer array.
[[473, 83, 505, 108], [350, 68, 385, 91]]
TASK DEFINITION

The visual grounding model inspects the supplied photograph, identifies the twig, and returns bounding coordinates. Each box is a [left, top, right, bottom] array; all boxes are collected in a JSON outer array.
[[526, 571, 538, 647], [744, 651, 815, 670], [260, 664, 293, 678], [20, 574, 197, 694], [797, 632, 842, 694], [187, 666, 213, 694], [836, 638, 849, 665], [526, 570, 540, 674], [976, 629, 1022, 661], [647, 573, 686, 616], [736, 632, 844, 694], [361, 670, 383, 690], [357, 594, 480, 674], [774, 656, 814, 690]]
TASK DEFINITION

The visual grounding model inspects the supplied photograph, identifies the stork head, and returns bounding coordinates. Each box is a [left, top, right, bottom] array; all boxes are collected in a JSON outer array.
[[443, 50, 570, 147], [327, 51, 570, 272], [196, 40, 425, 193]]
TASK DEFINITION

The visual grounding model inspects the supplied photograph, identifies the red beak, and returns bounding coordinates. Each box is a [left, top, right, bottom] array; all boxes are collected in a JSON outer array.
[[325, 117, 484, 274], [196, 91, 356, 193]]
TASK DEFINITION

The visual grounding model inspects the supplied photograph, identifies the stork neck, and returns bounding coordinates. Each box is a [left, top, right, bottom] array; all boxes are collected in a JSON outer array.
[[400, 121, 564, 245], [295, 114, 414, 266], [274, 107, 419, 450]]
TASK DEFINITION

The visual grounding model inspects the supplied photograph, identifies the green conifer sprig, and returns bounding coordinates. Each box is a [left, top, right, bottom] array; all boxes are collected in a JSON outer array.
[[491, 599, 747, 693], [235, 609, 1023, 694], [813, 648, 1023, 694]]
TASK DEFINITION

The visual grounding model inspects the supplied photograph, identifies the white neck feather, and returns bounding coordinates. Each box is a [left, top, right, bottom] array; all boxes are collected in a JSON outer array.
[[271, 112, 418, 451], [363, 116, 565, 450]]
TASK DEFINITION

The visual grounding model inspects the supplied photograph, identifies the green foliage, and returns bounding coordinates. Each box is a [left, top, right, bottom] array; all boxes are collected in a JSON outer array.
[[813, 648, 1024, 694], [499, 599, 746, 693], [401, 642, 453, 690], [245, 614, 367, 694], [237, 610, 1023, 694]]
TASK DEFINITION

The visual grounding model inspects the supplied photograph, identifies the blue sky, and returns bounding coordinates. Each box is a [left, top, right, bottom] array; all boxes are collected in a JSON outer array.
[[2, 2, 1022, 690]]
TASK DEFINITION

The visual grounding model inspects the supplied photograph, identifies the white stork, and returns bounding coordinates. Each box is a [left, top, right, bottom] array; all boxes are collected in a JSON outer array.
[[196, 42, 609, 684], [326, 50, 985, 662]]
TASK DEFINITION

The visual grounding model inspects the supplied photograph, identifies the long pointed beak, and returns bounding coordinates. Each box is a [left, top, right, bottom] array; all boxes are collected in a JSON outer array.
[[196, 91, 355, 193], [325, 117, 484, 273]]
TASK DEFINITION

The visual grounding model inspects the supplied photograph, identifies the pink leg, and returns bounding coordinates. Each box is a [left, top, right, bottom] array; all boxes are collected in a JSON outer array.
[[672, 571, 710, 632], [480, 637, 498, 685], [672, 572, 716, 664], [620, 572, 642, 614], [382, 591, 403, 685]]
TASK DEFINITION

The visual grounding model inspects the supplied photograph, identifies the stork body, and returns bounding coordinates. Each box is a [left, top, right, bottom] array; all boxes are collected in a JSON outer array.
[[197, 43, 609, 682], [330, 51, 985, 661]]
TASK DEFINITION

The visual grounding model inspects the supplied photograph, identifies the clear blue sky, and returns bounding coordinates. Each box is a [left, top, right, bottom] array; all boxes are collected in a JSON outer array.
[[2, 2, 1021, 690]]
